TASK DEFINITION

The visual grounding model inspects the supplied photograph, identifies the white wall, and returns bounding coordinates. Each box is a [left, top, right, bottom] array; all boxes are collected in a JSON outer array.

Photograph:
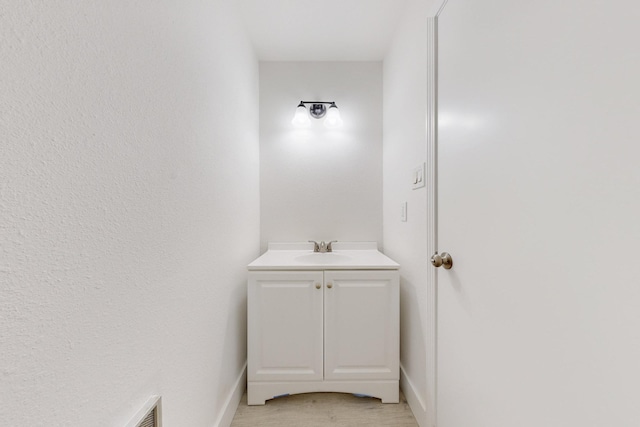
[[259, 62, 383, 251], [0, 1, 259, 426], [382, 1, 436, 425]]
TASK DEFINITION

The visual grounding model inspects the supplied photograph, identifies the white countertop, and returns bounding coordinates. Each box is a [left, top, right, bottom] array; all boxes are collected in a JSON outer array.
[[247, 242, 400, 271]]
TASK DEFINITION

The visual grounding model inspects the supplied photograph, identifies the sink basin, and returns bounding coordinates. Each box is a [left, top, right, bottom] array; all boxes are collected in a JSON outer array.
[[247, 243, 400, 270], [294, 253, 351, 264]]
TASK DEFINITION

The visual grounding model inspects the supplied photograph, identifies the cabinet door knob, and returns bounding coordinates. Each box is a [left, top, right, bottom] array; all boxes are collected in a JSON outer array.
[[327, 283, 333, 289], [315, 283, 321, 289]]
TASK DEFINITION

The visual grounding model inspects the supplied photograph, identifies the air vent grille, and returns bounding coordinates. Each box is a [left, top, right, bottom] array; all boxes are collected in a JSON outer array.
[[137, 407, 156, 427], [126, 396, 162, 427]]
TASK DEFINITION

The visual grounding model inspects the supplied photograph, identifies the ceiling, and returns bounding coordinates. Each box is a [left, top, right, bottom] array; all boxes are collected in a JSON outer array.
[[236, 0, 410, 61]]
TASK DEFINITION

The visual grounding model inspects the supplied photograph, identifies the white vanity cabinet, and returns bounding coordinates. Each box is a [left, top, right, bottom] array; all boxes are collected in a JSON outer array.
[[247, 253, 400, 406]]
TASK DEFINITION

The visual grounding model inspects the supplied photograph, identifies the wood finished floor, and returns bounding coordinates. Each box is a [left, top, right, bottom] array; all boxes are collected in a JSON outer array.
[[230, 390, 419, 427]]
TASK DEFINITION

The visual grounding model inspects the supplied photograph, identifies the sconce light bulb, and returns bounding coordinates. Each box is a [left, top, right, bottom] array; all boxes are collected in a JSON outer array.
[[292, 103, 311, 127], [323, 104, 343, 129]]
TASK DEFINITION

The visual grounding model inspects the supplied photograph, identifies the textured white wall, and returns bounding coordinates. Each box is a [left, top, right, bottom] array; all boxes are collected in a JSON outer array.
[[0, 1, 259, 426], [259, 62, 383, 251], [382, 1, 433, 425]]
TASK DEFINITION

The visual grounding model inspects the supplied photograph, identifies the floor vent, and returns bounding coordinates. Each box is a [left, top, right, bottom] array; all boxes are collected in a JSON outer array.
[[125, 396, 162, 427], [137, 408, 157, 427]]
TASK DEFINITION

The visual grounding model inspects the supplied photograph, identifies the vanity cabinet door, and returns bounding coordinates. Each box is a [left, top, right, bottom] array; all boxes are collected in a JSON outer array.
[[323, 270, 399, 381], [248, 271, 324, 382]]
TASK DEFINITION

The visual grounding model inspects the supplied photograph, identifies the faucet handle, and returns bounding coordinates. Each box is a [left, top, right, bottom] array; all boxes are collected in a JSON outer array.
[[308, 240, 320, 252], [326, 240, 338, 252]]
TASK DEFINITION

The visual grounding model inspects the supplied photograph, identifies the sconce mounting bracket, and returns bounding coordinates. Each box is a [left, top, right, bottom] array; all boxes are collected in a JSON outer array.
[[309, 104, 327, 119]]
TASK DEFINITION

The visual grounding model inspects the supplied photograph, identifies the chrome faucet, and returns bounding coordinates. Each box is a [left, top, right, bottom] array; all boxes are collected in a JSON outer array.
[[309, 240, 337, 253]]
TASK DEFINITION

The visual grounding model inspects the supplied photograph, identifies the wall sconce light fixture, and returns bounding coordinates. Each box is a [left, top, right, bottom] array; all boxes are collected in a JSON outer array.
[[292, 101, 343, 129]]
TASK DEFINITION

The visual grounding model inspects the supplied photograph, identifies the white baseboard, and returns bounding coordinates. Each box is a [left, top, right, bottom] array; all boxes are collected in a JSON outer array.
[[400, 364, 428, 427], [212, 362, 247, 427]]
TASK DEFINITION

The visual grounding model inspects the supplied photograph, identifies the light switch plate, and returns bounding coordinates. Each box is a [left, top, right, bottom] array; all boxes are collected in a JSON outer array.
[[401, 202, 407, 222], [412, 163, 426, 190]]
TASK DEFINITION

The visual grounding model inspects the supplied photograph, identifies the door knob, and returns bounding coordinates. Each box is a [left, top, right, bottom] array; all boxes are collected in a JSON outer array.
[[431, 252, 453, 269]]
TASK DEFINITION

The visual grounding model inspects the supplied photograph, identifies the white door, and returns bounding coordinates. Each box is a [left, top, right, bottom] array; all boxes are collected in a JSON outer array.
[[436, 1, 640, 426], [324, 270, 399, 381], [247, 271, 324, 382]]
